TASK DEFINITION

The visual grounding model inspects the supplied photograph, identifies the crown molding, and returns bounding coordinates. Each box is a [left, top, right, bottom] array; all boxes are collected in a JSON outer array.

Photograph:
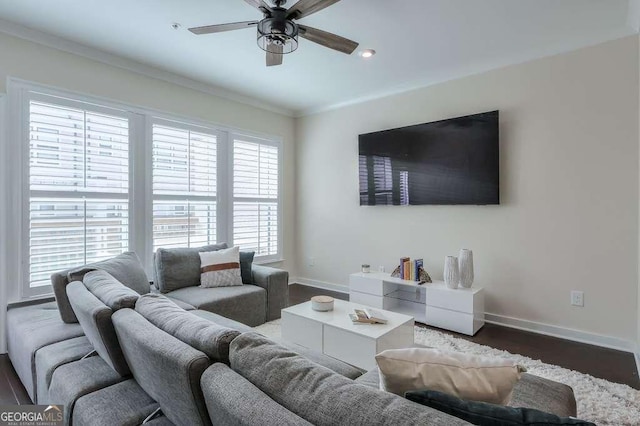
[[296, 28, 638, 117], [0, 18, 295, 117]]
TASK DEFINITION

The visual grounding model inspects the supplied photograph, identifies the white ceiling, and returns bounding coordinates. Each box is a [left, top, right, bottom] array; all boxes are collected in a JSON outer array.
[[0, 0, 636, 116]]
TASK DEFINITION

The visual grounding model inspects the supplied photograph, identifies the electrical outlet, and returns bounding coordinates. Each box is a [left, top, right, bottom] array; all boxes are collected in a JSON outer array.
[[308, 257, 315, 267], [378, 265, 385, 273], [571, 291, 584, 307]]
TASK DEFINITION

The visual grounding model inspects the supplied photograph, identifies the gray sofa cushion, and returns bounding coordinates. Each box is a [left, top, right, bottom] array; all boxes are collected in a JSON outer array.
[[191, 310, 253, 333], [83, 270, 140, 310], [167, 285, 266, 327], [73, 379, 160, 426], [112, 309, 211, 426], [275, 339, 364, 379], [66, 282, 130, 376], [145, 416, 176, 426], [354, 368, 382, 389], [35, 336, 94, 405], [52, 252, 149, 323], [229, 333, 470, 426], [6, 301, 84, 401], [167, 297, 196, 311], [135, 294, 240, 364], [509, 373, 577, 418], [154, 243, 228, 293], [201, 363, 313, 426], [49, 355, 126, 425]]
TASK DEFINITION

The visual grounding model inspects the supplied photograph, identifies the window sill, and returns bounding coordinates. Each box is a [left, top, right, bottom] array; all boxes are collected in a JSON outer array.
[[8, 295, 55, 309]]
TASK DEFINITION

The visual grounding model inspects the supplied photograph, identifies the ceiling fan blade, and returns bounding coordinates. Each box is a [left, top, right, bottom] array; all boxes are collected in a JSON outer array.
[[298, 25, 358, 54], [189, 21, 258, 35], [244, 0, 272, 13], [266, 45, 284, 67], [287, 0, 340, 19]]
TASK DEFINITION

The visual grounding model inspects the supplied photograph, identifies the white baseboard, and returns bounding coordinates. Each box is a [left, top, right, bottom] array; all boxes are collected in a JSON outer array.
[[289, 277, 349, 294], [484, 313, 637, 353], [634, 346, 640, 378]]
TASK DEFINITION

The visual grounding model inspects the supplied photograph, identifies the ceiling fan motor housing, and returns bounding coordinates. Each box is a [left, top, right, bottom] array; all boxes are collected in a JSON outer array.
[[257, 7, 299, 54]]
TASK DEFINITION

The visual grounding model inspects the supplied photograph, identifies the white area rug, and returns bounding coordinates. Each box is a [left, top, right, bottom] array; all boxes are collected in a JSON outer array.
[[254, 320, 640, 425]]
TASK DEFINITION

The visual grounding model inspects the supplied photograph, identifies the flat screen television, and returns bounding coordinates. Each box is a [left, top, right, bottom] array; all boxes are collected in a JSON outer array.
[[358, 111, 499, 206]]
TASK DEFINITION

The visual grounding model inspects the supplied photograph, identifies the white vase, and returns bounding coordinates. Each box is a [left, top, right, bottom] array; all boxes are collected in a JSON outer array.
[[444, 256, 459, 289], [459, 249, 474, 288]]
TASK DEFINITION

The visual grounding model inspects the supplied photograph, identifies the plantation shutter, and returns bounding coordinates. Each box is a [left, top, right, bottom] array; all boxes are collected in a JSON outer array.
[[152, 123, 217, 251], [233, 138, 279, 257], [28, 99, 130, 287]]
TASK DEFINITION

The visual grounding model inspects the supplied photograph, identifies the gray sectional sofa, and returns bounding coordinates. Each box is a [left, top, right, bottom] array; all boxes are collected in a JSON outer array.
[[6, 250, 578, 425], [7, 246, 289, 405]]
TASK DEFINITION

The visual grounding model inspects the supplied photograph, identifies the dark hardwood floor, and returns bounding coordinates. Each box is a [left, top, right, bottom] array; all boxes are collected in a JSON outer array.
[[0, 354, 31, 405], [289, 284, 640, 390], [1, 284, 637, 406]]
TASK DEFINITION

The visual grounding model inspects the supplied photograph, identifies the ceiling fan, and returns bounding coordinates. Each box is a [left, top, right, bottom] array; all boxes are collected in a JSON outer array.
[[188, 0, 359, 67]]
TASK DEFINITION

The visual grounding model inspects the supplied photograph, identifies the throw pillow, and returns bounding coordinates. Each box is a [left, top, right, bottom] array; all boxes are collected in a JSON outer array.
[[405, 390, 595, 426], [240, 251, 255, 284], [200, 246, 243, 288], [375, 348, 526, 404]]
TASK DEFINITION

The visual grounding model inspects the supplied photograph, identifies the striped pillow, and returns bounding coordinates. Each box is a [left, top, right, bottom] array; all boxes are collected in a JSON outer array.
[[199, 246, 243, 288]]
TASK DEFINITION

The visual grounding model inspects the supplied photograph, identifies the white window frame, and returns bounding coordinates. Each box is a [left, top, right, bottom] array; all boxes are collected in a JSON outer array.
[[149, 117, 227, 253], [8, 81, 145, 299], [0, 93, 8, 352], [6, 78, 283, 301], [229, 133, 283, 263]]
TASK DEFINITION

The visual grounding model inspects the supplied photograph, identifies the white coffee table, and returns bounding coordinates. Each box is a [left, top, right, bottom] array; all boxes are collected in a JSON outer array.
[[281, 299, 414, 370]]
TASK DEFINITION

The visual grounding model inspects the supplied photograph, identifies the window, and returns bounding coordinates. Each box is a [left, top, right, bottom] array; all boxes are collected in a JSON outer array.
[[8, 81, 282, 299], [28, 96, 130, 289], [152, 122, 218, 250], [232, 137, 280, 258]]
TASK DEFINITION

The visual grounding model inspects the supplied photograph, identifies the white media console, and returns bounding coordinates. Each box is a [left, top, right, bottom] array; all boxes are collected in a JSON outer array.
[[349, 272, 485, 336]]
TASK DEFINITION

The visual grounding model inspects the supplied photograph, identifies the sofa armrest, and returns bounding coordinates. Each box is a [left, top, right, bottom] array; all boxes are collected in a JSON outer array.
[[509, 373, 577, 418], [252, 265, 289, 322]]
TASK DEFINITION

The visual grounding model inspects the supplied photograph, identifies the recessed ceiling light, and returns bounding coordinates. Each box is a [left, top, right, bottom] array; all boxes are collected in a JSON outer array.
[[360, 49, 376, 58]]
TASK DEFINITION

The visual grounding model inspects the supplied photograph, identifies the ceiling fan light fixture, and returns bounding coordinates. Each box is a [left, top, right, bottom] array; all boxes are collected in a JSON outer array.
[[360, 49, 376, 58], [257, 17, 299, 54]]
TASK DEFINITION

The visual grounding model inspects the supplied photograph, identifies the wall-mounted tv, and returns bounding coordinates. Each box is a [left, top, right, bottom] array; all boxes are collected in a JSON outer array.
[[358, 111, 499, 206]]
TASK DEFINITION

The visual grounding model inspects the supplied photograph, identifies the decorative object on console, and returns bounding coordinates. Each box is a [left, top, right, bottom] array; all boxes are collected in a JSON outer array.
[[361, 264, 371, 273], [458, 249, 474, 288], [311, 295, 335, 312], [199, 246, 243, 288], [392, 257, 431, 283], [418, 267, 432, 283], [390, 265, 401, 277], [444, 256, 459, 289]]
